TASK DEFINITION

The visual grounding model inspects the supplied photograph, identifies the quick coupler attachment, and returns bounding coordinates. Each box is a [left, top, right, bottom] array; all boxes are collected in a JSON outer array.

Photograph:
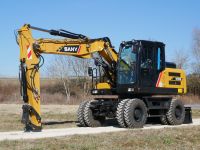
[[22, 104, 42, 132]]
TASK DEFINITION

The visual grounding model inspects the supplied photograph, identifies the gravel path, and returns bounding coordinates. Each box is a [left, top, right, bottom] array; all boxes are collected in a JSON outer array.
[[0, 119, 200, 141]]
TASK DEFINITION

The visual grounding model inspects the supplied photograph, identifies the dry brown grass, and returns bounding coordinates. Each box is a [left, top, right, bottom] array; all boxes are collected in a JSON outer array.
[[0, 78, 91, 105], [0, 79, 21, 103], [0, 104, 78, 115], [0, 104, 199, 132], [0, 126, 200, 150], [180, 94, 200, 104], [1, 78, 200, 105], [0, 104, 78, 131], [0, 111, 77, 132], [193, 109, 200, 118]]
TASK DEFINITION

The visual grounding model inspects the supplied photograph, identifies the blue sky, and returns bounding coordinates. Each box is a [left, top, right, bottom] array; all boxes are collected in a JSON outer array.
[[0, 0, 199, 77]]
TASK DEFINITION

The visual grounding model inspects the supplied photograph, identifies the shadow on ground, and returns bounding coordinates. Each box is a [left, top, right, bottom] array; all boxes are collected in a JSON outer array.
[[42, 121, 78, 125], [42, 117, 163, 127]]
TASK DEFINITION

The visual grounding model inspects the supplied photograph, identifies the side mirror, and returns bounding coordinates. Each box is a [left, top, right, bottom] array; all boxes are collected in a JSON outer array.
[[88, 67, 93, 76]]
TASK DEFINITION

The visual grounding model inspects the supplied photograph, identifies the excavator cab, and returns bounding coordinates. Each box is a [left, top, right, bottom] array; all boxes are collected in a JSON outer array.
[[116, 40, 186, 96]]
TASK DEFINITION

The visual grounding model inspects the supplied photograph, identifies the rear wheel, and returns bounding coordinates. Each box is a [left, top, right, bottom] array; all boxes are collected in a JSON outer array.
[[166, 99, 185, 125], [84, 100, 105, 127], [124, 99, 147, 128], [160, 115, 169, 125], [116, 99, 129, 127], [77, 101, 88, 127]]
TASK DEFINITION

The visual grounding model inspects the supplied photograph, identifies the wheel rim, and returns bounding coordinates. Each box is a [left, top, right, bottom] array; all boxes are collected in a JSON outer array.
[[175, 106, 182, 120], [134, 107, 143, 122]]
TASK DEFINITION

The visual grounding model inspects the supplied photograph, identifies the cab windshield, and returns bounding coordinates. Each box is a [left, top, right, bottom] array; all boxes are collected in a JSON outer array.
[[117, 45, 137, 84]]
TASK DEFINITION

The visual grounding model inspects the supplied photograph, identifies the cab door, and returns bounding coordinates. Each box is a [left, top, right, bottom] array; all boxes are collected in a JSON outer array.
[[117, 44, 138, 94], [140, 44, 164, 88]]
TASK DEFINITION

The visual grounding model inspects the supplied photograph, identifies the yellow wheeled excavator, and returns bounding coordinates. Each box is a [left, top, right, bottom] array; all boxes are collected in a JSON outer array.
[[17, 24, 192, 131]]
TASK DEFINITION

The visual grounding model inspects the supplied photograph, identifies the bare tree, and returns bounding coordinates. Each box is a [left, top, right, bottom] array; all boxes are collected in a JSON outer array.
[[192, 28, 200, 73], [46, 55, 72, 101], [46, 55, 93, 100], [173, 49, 189, 70], [69, 57, 93, 97]]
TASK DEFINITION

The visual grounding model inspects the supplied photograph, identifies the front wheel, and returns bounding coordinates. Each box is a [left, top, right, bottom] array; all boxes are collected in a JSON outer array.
[[116, 99, 129, 128], [124, 99, 147, 128]]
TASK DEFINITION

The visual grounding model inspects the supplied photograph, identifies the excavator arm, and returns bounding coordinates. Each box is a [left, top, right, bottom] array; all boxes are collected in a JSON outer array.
[[17, 24, 118, 131]]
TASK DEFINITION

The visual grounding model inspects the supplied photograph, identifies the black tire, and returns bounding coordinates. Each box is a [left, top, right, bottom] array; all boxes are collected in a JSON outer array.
[[124, 99, 147, 128], [77, 101, 89, 127], [160, 115, 169, 125], [166, 99, 185, 125], [84, 100, 105, 127], [116, 99, 129, 128]]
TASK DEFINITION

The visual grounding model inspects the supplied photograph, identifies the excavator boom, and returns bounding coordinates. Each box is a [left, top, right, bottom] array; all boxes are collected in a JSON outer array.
[[17, 24, 118, 131]]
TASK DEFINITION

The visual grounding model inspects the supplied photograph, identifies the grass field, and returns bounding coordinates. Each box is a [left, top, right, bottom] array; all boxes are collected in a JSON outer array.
[[193, 109, 200, 118], [0, 104, 199, 149], [0, 104, 199, 132], [0, 104, 78, 132], [0, 126, 200, 150]]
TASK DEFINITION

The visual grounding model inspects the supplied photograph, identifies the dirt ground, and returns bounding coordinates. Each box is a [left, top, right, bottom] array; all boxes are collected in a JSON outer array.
[[0, 104, 199, 132], [0, 104, 78, 114], [0, 104, 78, 131]]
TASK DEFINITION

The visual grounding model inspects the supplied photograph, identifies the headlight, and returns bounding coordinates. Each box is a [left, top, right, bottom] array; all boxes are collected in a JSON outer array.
[[92, 90, 98, 94], [128, 88, 134, 92]]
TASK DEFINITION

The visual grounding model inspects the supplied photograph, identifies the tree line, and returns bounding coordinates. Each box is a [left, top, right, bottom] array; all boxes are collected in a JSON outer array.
[[174, 28, 200, 96]]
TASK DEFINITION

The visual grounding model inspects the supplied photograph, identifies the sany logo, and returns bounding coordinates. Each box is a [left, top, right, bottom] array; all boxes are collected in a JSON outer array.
[[27, 45, 32, 60], [64, 46, 78, 52], [60, 45, 81, 53]]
